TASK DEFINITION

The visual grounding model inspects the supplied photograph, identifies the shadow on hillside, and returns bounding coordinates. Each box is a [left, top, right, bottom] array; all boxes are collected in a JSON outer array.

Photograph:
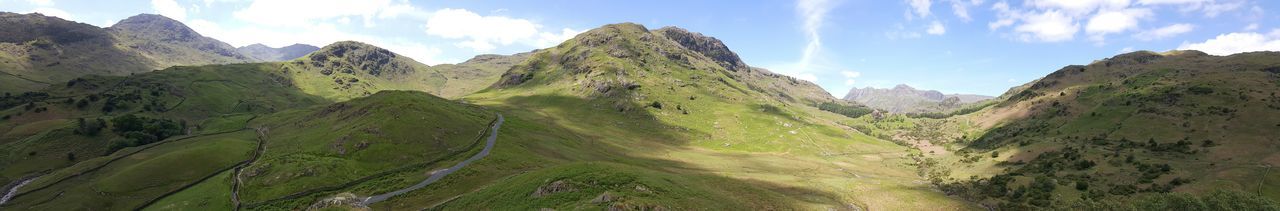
[[0, 63, 332, 210], [461, 94, 852, 210]]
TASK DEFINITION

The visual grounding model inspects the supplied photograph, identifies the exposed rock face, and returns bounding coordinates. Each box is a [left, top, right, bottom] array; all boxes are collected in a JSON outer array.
[[843, 84, 993, 113], [303, 41, 415, 78], [654, 26, 748, 72]]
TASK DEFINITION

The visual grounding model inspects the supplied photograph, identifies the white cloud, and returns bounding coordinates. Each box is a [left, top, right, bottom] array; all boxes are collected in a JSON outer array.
[[1027, 0, 1131, 15], [1013, 10, 1079, 42], [1085, 8, 1152, 42], [927, 21, 947, 35], [535, 28, 583, 48], [906, 0, 933, 18], [232, 0, 418, 27], [949, 0, 984, 22], [1119, 46, 1135, 53], [26, 7, 72, 20], [1178, 30, 1280, 56], [186, 18, 447, 65], [424, 8, 537, 52], [845, 79, 857, 86], [1134, 23, 1193, 41], [1137, 0, 1209, 4], [1136, 0, 1245, 17], [423, 8, 579, 52], [151, 0, 187, 20], [1245, 23, 1259, 31]]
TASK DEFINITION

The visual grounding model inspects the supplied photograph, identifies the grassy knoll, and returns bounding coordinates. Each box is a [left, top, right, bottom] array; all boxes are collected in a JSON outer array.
[[2, 130, 256, 210], [870, 51, 1280, 209], [236, 91, 494, 208], [142, 170, 235, 211], [359, 23, 977, 210], [0, 63, 324, 187]]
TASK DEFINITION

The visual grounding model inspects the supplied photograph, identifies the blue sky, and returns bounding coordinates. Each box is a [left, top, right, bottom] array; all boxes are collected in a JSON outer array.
[[3, 0, 1279, 96]]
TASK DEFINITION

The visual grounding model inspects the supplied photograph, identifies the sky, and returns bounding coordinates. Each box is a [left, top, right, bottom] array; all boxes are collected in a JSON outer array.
[[3, 0, 1280, 96]]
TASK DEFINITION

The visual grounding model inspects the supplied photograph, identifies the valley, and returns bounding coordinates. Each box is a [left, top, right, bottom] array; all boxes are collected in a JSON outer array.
[[0, 8, 1278, 211]]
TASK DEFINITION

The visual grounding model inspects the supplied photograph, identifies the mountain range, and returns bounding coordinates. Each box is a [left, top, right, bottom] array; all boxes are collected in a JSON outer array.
[[843, 84, 994, 113], [236, 43, 319, 62], [2, 12, 1279, 211]]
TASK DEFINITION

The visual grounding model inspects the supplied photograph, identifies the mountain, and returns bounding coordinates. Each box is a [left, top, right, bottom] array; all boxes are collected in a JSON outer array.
[[0, 12, 154, 92], [430, 52, 534, 98], [107, 14, 255, 66], [236, 43, 319, 61], [0, 13, 254, 93], [842, 84, 993, 113], [279, 41, 445, 100], [908, 50, 1280, 209], [461, 23, 971, 210]]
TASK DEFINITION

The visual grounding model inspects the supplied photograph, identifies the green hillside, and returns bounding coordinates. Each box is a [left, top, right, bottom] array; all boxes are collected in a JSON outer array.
[[0, 13, 255, 93], [0, 63, 325, 195], [10, 12, 1280, 210], [863, 50, 1280, 209], [443, 23, 972, 210], [431, 52, 534, 98]]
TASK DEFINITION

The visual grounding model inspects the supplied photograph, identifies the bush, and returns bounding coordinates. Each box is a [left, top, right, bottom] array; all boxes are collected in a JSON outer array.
[[105, 114, 184, 153], [817, 102, 873, 118]]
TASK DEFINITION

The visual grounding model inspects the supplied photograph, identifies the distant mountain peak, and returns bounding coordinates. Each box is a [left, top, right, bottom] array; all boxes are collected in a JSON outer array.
[[844, 84, 992, 113], [237, 43, 319, 61], [109, 14, 200, 40]]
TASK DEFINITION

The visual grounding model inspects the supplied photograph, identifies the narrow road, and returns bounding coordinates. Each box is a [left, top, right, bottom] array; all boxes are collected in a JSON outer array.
[[360, 114, 504, 206]]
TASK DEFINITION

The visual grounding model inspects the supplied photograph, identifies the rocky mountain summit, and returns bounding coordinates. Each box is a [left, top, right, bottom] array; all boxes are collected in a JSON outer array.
[[843, 84, 993, 113]]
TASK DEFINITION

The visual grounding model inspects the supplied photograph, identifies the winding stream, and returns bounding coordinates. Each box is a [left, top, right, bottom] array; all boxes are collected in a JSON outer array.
[[0, 176, 38, 205]]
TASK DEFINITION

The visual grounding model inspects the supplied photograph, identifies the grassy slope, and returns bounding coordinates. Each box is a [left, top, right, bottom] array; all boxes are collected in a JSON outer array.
[[431, 53, 532, 98], [237, 91, 494, 209], [142, 170, 234, 211], [0, 63, 325, 186], [2, 130, 256, 210], [384, 23, 976, 210], [887, 51, 1280, 208]]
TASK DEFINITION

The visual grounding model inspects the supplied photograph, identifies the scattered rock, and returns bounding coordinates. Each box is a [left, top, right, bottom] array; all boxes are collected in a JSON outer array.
[[591, 192, 615, 203], [307, 192, 368, 211], [531, 180, 574, 197], [634, 185, 652, 193]]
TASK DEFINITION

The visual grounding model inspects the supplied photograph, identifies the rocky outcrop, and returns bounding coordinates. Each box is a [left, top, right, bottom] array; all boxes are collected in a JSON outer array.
[[654, 26, 748, 72], [300, 41, 417, 78]]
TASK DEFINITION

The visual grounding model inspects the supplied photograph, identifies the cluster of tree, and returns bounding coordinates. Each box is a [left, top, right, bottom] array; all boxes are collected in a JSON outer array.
[[106, 114, 185, 153], [816, 101, 873, 118], [1, 92, 49, 109], [1060, 190, 1280, 210], [101, 92, 144, 113], [906, 101, 996, 119], [73, 117, 107, 136]]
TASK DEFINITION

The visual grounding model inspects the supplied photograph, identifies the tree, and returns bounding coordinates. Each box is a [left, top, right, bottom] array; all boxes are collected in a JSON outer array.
[[66, 152, 76, 161]]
